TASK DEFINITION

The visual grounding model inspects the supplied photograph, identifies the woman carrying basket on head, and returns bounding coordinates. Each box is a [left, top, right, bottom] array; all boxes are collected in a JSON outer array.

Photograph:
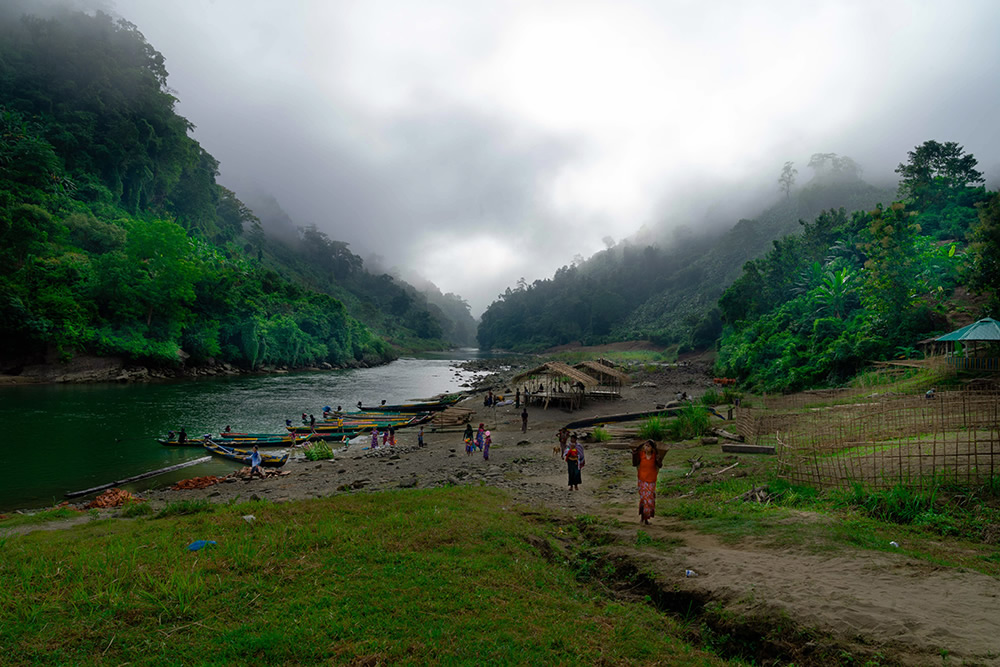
[[632, 440, 664, 525]]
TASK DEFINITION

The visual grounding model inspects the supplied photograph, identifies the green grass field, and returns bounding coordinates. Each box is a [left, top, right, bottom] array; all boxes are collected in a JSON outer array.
[[1, 487, 732, 666]]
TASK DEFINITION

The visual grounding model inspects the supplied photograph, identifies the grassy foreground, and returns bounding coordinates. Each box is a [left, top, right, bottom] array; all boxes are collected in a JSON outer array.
[[1, 487, 730, 666]]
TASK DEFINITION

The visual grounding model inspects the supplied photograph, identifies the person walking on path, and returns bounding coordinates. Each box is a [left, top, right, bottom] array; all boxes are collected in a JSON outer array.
[[483, 430, 492, 461], [563, 434, 584, 490], [475, 423, 486, 451], [521, 407, 528, 433], [464, 423, 474, 442], [632, 440, 664, 525]]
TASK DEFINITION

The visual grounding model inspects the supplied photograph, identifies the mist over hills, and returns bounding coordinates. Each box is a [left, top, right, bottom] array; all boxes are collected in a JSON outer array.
[[477, 161, 897, 351]]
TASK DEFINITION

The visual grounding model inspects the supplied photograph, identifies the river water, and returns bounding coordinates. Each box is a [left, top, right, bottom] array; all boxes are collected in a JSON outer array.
[[0, 352, 491, 511]]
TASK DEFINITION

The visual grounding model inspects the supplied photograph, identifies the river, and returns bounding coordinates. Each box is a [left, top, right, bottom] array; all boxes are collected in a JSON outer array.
[[0, 352, 491, 511]]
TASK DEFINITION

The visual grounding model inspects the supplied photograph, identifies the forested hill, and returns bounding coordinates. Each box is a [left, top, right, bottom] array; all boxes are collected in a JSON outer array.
[[0, 4, 469, 374], [477, 160, 897, 351], [717, 142, 998, 392]]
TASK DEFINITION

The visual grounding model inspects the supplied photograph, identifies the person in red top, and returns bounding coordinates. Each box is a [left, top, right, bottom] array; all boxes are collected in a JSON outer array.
[[632, 439, 664, 525], [563, 433, 584, 491]]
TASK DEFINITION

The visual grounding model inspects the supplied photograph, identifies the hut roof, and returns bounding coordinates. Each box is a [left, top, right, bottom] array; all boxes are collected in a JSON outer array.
[[935, 318, 1000, 342], [574, 361, 629, 384], [512, 361, 599, 387]]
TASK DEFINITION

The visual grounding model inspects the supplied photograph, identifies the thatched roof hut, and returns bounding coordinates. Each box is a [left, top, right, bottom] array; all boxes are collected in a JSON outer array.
[[512, 361, 598, 388], [574, 361, 629, 387], [512, 362, 597, 410]]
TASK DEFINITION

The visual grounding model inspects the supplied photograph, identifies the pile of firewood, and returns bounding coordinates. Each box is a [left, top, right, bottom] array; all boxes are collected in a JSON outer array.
[[230, 467, 290, 480], [732, 485, 774, 504], [430, 406, 474, 427], [171, 475, 225, 490], [86, 488, 143, 508]]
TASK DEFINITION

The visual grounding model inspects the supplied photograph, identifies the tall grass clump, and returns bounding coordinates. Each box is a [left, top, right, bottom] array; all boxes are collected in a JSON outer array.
[[835, 483, 938, 524], [590, 427, 612, 442], [303, 440, 333, 461], [638, 416, 667, 440], [665, 406, 711, 441], [700, 388, 722, 406]]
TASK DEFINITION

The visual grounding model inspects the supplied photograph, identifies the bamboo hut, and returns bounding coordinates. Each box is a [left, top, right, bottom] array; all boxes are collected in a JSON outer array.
[[512, 362, 598, 410], [574, 361, 629, 399]]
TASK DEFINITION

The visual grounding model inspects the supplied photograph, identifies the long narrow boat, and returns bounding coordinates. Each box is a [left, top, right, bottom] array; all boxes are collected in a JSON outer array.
[[562, 405, 724, 430], [357, 394, 463, 413], [159, 434, 304, 447], [203, 440, 288, 467]]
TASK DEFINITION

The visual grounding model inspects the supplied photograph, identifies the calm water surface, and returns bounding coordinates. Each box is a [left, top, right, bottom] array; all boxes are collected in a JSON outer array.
[[0, 352, 490, 510]]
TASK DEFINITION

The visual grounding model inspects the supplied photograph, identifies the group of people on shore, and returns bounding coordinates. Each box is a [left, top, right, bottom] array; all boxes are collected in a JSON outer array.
[[463, 422, 492, 459]]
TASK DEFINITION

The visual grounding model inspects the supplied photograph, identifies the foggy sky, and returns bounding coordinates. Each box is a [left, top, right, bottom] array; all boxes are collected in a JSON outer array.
[[108, 0, 1000, 314]]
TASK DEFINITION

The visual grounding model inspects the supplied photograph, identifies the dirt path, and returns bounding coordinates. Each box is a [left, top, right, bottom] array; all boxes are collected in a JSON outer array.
[[8, 360, 1000, 664]]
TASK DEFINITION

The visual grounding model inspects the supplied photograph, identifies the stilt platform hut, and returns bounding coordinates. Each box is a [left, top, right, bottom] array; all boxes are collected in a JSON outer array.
[[574, 361, 628, 399], [512, 362, 598, 411]]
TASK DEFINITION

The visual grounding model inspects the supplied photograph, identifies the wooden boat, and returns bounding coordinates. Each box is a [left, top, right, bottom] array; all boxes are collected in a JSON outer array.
[[357, 394, 463, 413], [562, 405, 724, 430], [217, 432, 307, 444], [160, 434, 304, 447], [203, 440, 288, 467]]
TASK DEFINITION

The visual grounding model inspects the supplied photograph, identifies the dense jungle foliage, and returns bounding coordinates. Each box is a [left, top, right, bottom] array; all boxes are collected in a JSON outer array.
[[0, 4, 471, 372], [716, 141, 999, 393], [478, 156, 896, 351]]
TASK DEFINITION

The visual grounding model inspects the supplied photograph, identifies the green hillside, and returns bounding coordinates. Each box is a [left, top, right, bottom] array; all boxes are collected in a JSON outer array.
[[0, 4, 467, 374]]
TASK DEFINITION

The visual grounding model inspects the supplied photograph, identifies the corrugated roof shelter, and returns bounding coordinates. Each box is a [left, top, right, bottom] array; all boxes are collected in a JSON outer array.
[[512, 362, 597, 410], [935, 318, 1000, 342], [934, 317, 1000, 372]]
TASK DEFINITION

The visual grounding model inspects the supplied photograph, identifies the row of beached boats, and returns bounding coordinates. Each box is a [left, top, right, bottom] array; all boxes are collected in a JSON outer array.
[[154, 394, 465, 467]]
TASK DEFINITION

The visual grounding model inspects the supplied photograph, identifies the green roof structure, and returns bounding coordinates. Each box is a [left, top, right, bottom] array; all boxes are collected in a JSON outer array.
[[935, 318, 1000, 342]]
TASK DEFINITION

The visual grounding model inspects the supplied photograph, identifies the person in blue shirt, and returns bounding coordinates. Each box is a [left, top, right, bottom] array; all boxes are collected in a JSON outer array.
[[250, 445, 264, 479]]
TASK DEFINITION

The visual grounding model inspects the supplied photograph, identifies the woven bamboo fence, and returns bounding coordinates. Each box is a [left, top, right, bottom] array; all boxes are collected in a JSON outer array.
[[737, 390, 1000, 489]]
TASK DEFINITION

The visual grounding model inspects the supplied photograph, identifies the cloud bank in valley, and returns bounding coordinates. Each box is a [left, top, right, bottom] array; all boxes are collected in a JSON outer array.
[[111, 0, 1000, 313]]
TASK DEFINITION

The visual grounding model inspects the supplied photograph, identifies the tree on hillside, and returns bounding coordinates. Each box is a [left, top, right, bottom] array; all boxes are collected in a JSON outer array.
[[808, 153, 861, 184], [778, 161, 797, 198], [895, 140, 984, 212], [859, 202, 920, 331], [968, 192, 1000, 315]]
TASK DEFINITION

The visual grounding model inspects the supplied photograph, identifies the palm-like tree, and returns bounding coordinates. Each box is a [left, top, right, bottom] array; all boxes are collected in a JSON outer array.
[[814, 268, 854, 318]]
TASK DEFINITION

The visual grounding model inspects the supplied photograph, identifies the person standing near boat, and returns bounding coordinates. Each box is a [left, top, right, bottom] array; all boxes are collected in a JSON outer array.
[[250, 445, 264, 480], [418, 426, 425, 447], [632, 440, 664, 525], [388, 426, 396, 447], [563, 434, 583, 491], [179, 427, 187, 444], [370, 426, 379, 449]]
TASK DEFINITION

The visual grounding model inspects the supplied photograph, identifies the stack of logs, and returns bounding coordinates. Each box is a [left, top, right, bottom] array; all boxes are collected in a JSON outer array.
[[86, 488, 143, 508], [430, 406, 474, 428], [171, 475, 225, 490]]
